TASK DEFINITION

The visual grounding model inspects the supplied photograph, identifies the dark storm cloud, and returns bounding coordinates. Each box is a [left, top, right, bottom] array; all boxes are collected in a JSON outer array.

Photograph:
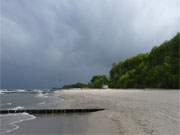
[[1, 0, 180, 88]]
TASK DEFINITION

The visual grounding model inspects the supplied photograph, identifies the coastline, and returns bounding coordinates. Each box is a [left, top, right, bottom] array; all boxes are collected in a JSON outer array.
[[2, 89, 180, 135]]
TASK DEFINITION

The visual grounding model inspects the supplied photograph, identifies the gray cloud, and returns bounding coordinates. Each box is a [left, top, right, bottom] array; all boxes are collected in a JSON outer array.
[[1, 0, 180, 88]]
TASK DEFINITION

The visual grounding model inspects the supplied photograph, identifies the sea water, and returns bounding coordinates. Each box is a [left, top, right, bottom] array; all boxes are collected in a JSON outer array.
[[0, 89, 64, 134]]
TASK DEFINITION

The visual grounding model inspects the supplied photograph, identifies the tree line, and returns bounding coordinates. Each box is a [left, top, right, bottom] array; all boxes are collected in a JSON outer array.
[[62, 33, 180, 89]]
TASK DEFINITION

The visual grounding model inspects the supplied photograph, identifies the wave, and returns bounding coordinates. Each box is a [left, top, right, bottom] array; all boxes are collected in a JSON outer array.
[[0, 89, 8, 95], [16, 89, 26, 92], [0, 89, 52, 94], [0, 89, 26, 94], [0, 112, 36, 134], [1, 102, 12, 106], [35, 91, 49, 98], [12, 106, 24, 110]]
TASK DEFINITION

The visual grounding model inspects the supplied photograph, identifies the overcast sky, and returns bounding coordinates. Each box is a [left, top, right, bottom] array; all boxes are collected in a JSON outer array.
[[1, 0, 180, 89]]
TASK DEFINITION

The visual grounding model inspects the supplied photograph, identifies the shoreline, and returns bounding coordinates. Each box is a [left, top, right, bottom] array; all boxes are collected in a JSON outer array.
[[2, 89, 180, 135]]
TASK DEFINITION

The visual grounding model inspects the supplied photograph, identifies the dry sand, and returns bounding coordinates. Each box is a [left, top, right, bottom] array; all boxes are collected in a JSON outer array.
[[55, 89, 180, 135]]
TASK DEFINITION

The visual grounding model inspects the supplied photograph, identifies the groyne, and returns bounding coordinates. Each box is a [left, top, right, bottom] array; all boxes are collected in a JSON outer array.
[[0, 108, 104, 114]]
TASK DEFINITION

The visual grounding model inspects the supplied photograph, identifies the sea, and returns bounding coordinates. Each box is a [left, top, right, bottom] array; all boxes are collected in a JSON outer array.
[[0, 89, 89, 135]]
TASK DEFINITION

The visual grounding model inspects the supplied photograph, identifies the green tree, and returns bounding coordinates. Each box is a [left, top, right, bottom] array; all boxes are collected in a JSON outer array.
[[90, 75, 108, 88]]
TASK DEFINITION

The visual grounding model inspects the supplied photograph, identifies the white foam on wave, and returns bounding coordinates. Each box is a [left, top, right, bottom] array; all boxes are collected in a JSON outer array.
[[0, 89, 8, 92], [36, 92, 49, 98], [0, 113, 36, 134], [0, 89, 27, 94], [32, 89, 44, 93], [16, 89, 26, 92], [0, 102, 12, 106], [37, 101, 46, 105], [0, 89, 8, 95], [12, 106, 24, 110]]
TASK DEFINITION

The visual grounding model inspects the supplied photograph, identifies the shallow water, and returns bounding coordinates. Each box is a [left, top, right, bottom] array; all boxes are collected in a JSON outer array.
[[4, 113, 90, 135], [0, 89, 66, 134], [0, 89, 63, 110], [0, 113, 36, 134]]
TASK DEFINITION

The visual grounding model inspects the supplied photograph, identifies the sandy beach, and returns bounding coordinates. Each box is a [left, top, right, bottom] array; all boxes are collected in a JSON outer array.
[[3, 89, 180, 135], [54, 89, 180, 135]]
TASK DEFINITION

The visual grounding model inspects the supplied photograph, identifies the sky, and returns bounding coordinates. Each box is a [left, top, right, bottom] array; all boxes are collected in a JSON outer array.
[[1, 0, 180, 89]]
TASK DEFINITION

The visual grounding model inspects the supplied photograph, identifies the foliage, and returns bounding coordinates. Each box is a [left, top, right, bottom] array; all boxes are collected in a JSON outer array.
[[62, 82, 89, 89], [90, 75, 108, 88], [109, 33, 180, 89]]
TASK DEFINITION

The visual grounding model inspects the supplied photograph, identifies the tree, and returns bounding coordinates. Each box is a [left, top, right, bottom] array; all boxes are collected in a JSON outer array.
[[90, 75, 108, 88]]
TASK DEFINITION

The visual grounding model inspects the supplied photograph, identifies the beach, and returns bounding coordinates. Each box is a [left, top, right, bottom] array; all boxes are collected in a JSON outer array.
[[1, 89, 180, 135], [54, 89, 180, 135]]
